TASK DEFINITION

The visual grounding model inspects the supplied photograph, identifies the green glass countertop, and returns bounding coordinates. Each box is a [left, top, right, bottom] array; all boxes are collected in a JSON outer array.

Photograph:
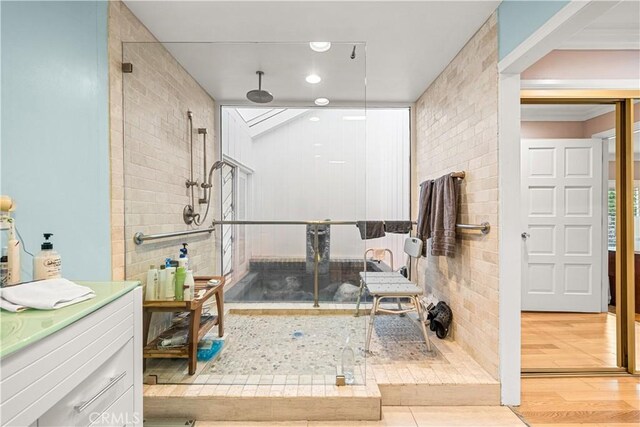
[[0, 281, 140, 358]]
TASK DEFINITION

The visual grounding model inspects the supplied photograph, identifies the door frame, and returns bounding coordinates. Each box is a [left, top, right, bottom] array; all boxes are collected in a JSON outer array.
[[519, 92, 638, 376]]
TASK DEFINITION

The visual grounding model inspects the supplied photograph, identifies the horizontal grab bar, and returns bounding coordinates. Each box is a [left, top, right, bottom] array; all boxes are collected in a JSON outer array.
[[455, 221, 491, 234], [133, 220, 490, 245], [209, 220, 490, 235], [133, 227, 214, 245]]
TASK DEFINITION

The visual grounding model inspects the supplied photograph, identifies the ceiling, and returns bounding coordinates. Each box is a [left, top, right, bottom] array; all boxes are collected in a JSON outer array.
[[123, 1, 500, 104], [560, 0, 640, 49]]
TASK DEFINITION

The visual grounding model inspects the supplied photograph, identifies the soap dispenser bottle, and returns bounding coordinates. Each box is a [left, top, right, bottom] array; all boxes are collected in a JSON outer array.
[[178, 243, 189, 270], [33, 233, 62, 280]]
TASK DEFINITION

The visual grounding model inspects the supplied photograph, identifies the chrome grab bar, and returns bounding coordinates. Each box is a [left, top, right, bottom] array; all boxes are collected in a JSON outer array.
[[133, 227, 214, 245], [74, 371, 127, 413], [132, 220, 490, 308], [132, 220, 490, 245]]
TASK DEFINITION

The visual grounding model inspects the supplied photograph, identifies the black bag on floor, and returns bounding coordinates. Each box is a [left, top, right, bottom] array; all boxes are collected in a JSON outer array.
[[427, 301, 452, 339]]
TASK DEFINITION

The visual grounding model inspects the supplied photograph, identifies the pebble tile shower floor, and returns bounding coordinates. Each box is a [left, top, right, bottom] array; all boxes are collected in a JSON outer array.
[[145, 313, 443, 385]]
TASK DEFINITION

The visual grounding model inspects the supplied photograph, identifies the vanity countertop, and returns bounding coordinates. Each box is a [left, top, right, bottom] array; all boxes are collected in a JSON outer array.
[[0, 281, 140, 358]]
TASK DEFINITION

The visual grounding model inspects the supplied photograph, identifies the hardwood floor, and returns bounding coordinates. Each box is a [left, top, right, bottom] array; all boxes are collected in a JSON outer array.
[[514, 377, 640, 426], [522, 311, 640, 370], [522, 312, 618, 369]]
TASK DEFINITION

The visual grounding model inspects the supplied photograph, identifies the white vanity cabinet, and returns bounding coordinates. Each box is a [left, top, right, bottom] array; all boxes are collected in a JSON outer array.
[[0, 283, 143, 427]]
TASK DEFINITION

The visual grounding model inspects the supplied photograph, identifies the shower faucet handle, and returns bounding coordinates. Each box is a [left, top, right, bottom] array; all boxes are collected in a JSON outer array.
[[185, 179, 198, 188]]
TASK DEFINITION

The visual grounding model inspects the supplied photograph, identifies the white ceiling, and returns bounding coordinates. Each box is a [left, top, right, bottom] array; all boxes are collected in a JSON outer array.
[[123, 0, 500, 104], [560, 0, 640, 49]]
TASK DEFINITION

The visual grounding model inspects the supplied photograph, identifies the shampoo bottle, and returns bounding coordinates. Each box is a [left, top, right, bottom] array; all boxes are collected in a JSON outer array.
[[158, 265, 167, 299], [7, 224, 20, 285], [164, 259, 176, 300], [174, 267, 186, 301], [33, 233, 62, 280], [145, 265, 159, 301], [184, 270, 195, 301]]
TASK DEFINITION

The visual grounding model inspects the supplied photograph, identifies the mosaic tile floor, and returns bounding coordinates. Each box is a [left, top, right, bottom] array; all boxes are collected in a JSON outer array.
[[146, 312, 442, 384]]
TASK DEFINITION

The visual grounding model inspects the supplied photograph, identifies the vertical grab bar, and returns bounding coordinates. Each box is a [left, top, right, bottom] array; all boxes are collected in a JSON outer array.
[[198, 128, 210, 204], [313, 224, 320, 308]]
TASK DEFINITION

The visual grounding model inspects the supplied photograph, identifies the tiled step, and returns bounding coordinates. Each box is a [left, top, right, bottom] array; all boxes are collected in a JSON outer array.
[[143, 383, 382, 421], [378, 383, 500, 406]]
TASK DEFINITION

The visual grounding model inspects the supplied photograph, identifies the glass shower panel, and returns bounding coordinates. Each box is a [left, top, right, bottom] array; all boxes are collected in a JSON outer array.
[[123, 41, 368, 386]]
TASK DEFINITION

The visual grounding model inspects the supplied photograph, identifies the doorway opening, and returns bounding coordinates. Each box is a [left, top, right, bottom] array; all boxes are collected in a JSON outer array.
[[519, 95, 638, 374]]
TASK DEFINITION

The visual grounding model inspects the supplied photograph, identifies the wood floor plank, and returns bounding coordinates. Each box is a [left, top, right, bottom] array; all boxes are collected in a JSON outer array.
[[517, 378, 640, 426], [521, 312, 640, 370]]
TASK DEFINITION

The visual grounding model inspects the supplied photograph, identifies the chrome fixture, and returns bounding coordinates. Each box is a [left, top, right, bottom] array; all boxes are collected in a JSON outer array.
[[184, 111, 199, 224], [198, 127, 211, 204], [246, 71, 273, 104], [183, 156, 233, 225], [134, 227, 214, 245], [183, 110, 217, 226], [136, 219, 491, 245]]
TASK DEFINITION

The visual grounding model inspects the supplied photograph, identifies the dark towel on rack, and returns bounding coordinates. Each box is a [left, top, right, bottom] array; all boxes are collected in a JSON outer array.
[[417, 180, 434, 256], [384, 221, 413, 234], [355, 221, 385, 240], [430, 174, 458, 257]]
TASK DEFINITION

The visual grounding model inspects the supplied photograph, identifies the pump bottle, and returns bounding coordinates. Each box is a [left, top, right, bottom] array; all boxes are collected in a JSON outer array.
[[33, 233, 62, 280]]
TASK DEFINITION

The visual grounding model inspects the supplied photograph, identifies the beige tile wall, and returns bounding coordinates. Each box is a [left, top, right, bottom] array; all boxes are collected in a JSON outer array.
[[108, 1, 219, 337], [414, 13, 499, 379]]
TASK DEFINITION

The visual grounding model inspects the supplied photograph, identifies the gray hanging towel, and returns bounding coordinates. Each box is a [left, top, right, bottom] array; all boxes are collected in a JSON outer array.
[[430, 174, 458, 257], [355, 221, 385, 240], [417, 180, 434, 256], [384, 221, 413, 234]]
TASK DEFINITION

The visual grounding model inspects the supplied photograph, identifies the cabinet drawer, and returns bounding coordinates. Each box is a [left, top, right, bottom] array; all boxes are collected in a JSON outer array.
[[38, 339, 134, 427], [88, 387, 135, 427], [1, 291, 135, 426]]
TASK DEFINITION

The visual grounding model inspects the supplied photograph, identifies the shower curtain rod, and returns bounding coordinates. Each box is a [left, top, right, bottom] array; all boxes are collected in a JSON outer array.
[[133, 219, 489, 245]]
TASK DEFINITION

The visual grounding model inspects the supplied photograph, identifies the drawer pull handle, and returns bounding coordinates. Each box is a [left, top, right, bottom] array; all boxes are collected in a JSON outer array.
[[74, 371, 127, 413]]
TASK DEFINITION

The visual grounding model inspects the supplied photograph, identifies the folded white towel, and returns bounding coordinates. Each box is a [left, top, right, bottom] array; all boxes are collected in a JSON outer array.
[[0, 278, 95, 311], [0, 298, 27, 312]]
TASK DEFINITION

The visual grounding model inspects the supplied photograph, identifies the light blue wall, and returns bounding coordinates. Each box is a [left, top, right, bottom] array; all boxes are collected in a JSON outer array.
[[1, 1, 111, 281], [498, 0, 570, 60]]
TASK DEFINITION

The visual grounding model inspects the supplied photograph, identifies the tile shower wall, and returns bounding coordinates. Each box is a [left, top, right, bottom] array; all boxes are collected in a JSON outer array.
[[109, 1, 218, 337], [414, 14, 499, 379]]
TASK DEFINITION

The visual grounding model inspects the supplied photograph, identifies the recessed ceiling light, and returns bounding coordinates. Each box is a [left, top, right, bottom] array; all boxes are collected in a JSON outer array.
[[329, 160, 346, 164], [313, 143, 323, 146], [306, 74, 321, 84], [343, 116, 366, 121], [315, 155, 322, 158], [310, 42, 331, 53], [309, 116, 320, 122], [315, 97, 330, 106]]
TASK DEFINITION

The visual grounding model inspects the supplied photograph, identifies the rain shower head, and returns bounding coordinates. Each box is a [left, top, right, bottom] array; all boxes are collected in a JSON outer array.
[[246, 70, 273, 104]]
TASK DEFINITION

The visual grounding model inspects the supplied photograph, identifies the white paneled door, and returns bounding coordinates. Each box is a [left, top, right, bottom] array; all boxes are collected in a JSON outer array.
[[521, 139, 603, 312]]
